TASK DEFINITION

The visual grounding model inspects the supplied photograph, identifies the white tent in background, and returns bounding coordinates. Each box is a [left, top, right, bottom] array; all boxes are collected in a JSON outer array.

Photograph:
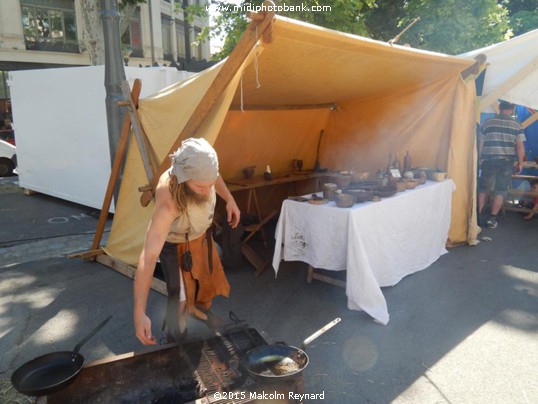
[[460, 28, 538, 112]]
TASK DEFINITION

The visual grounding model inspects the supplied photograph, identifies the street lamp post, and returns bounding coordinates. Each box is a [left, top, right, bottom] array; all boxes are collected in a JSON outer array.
[[101, 0, 127, 199]]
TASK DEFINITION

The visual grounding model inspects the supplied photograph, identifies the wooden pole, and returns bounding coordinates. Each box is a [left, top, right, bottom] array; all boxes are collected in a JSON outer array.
[[522, 110, 538, 129], [229, 103, 337, 111], [139, 3, 277, 207], [90, 79, 142, 253], [121, 80, 156, 183]]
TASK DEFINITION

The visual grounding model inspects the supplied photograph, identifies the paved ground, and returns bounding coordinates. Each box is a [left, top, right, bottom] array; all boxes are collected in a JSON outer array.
[[0, 175, 537, 403]]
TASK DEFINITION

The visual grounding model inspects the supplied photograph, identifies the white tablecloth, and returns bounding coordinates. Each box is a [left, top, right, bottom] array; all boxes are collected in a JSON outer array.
[[272, 180, 455, 325]]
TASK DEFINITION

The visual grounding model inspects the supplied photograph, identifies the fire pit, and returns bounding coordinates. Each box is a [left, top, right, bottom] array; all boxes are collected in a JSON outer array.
[[36, 324, 304, 403]]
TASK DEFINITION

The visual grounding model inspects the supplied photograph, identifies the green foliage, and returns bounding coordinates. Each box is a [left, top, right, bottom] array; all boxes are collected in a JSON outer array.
[[366, 0, 511, 54], [203, 0, 376, 60], [120, 0, 146, 8], [206, 0, 536, 59], [502, 0, 538, 36], [510, 10, 538, 35]]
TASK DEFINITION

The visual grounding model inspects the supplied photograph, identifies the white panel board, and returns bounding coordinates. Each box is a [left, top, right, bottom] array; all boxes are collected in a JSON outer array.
[[9, 66, 191, 212]]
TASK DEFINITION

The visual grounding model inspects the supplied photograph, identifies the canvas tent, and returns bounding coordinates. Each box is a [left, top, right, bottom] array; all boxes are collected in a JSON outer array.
[[460, 28, 538, 113], [99, 14, 480, 270]]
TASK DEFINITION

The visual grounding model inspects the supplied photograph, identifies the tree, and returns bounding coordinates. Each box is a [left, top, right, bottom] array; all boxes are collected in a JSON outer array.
[[80, 0, 144, 65], [190, 0, 376, 60], [364, 0, 512, 54], [206, 0, 536, 59], [502, 0, 538, 36]]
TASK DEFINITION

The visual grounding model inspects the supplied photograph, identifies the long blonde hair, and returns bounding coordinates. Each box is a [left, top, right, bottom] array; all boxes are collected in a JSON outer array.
[[168, 173, 188, 215]]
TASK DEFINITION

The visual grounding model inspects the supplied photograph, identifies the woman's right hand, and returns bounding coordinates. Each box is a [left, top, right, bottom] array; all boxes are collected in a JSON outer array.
[[134, 312, 157, 345]]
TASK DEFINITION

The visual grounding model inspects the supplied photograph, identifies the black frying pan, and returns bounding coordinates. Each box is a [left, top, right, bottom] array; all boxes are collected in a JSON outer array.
[[241, 318, 340, 381], [11, 315, 112, 396]]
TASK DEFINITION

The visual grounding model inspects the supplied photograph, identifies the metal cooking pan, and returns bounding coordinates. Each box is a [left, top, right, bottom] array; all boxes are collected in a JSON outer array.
[[241, 318, 340, 381], [11, 315, 112, 396]]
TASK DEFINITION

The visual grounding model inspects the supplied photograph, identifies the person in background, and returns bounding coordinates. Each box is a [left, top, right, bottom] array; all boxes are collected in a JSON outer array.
[[477, 100, 526, 229], [134, 137, 240, 345], [523, 180, 538, 220]]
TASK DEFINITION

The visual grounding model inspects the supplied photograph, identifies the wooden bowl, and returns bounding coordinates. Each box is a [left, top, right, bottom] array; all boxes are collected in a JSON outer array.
[[429, 171, 447, 182], [334, 193, 356, 208], [309, 198, 329, 205], [405, 179, 419, 189], [375, 185, 398, 198], [394, 180, 407, 192]]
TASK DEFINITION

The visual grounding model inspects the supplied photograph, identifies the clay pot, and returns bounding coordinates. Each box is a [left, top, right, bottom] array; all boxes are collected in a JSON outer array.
[[334, 193, 356, 208], [243, 166, 256, 179], [323, 183, 338, 200], [334, 174, 352, 189]]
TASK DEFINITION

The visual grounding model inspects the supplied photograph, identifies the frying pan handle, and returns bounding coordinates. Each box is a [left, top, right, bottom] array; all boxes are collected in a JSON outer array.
[[73, 315, 112, 353], [300, 318, 341, 350]]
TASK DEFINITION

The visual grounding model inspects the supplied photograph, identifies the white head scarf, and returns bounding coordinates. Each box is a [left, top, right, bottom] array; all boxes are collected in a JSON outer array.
[[170, 138, 219, 184]]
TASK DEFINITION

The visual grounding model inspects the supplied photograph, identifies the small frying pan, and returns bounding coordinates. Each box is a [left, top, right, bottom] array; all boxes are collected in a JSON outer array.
[[242, 317, 341, 381], [11, 315, 112, 396]]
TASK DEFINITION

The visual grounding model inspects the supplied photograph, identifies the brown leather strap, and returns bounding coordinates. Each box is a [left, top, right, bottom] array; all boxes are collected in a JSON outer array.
[[206, 228, 213, 274]]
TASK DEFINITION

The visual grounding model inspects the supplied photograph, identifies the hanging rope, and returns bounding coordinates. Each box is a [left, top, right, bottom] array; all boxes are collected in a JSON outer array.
[[254, 26, 261, 89], [240, 73, 244, 112], [239, 26, 264, 112]]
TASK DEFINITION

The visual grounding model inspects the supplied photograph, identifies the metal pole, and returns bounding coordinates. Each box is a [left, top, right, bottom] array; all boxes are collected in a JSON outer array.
[[101, 0, 127, 201]]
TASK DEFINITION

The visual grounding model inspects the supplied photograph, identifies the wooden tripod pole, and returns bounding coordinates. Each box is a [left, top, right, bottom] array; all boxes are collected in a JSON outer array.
[[91, 79, 142, 253]]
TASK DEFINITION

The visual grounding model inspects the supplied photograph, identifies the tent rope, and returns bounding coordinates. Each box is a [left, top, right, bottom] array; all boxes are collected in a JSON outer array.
[[254, 26, 261, 89], [240, 73, 244, 112], [240, 28, 262, 112]]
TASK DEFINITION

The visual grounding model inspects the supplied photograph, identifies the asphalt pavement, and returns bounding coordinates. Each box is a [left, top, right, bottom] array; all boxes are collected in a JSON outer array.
[[0, 175, 537, 404]]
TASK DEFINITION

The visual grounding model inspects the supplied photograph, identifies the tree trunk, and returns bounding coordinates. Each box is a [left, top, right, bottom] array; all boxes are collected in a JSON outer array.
[[119, 4, 137, 41], [80, 0, 105, 65], [80, 0, 137, 66]]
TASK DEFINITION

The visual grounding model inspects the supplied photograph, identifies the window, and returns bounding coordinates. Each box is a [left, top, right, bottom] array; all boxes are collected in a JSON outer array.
[[21, 0, 78, 53], [194, 27, 202, 60], [161, 15, 172, 60], [121, 8, 143, 58], [175, 20, 186, 58]]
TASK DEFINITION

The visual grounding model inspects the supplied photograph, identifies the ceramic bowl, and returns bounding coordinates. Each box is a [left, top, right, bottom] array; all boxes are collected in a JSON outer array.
[[375, 185, 398, 198], [430, 171, 447, 182], [346, 189, 374, 203], [334, 174, 352, 189], [334, 193, 356, 208]]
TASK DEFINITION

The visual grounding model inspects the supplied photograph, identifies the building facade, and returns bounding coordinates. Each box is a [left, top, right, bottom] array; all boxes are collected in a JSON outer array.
[[0, 0, 212, 121]]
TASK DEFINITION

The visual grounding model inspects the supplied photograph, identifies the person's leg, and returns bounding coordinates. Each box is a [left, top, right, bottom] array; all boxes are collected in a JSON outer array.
[[478, 161, 495, 221], [178, 300, 187, 334], [478, 191, 487, 214], [159, 242, 182, 341], [490, 194, 504, 216], [488, 161, 512, 228]]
